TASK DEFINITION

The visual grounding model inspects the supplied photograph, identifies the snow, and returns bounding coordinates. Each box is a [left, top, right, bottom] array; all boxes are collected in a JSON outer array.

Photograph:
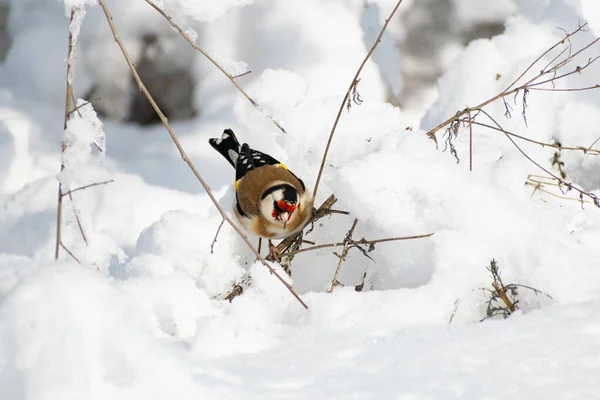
[[1, 0, 600, 398]]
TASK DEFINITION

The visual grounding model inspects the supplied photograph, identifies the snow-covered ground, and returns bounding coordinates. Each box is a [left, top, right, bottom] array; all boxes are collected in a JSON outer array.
[[1, 0, 600, 398]]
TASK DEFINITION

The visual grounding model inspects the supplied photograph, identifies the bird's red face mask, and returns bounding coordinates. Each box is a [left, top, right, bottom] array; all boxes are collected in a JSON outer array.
[[272, 200, 297, 227]]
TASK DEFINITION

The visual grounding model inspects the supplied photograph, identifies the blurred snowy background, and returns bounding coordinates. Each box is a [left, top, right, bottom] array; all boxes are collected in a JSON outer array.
[[1, 0, 600, 398]]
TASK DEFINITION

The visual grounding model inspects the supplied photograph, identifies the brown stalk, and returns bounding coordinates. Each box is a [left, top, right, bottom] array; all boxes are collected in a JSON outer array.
[[56, 10, 89, 259], [60, 242, 82, 265], [142, 0, 285, 134], [312, 0, 405, 199], [468, 109, 473, 171], [98, 0, 306, 309], [210, 218, 225, 254], [61, 179, 114, 198], [285, 232, 434, 258], [328, 218, 358, 293], [492, 282, 517, 313], [468, 120, 600, 155]]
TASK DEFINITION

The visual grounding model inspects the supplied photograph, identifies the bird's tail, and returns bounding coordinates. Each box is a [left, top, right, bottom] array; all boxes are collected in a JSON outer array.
[[209, 129, 241, 168]]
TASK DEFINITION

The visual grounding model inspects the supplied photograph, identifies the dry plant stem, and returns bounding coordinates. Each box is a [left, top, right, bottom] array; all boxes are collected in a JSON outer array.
[[286, 232, 434, 257], [477, 108, 599, 205], [60, 242, 82, 265], [69, 98, 101, 116], [328, 219, 358, 293], [312, 0, 405, 199], [424, 24, 600, 141], [61, 179, 114, 197], [99, 0, 306, 309], [448, 299, 460, 324], [468, 120, 600, 155], [210, 218, 225, 254], [143, 0, 285, 134], [55, 10, 76, 260], [526, 176, 594, 204], [492, 282, 517, 313], [468, 109, 473, 171], [526, 181, 593, 204]]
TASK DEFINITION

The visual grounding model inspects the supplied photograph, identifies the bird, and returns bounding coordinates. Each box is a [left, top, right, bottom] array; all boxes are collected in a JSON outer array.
[[209, 129, 313, 254]]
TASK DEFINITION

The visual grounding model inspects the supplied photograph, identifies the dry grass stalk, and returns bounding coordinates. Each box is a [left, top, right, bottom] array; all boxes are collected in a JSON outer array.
[[98, 0, 307, 309], [526, 175, 594, 205]]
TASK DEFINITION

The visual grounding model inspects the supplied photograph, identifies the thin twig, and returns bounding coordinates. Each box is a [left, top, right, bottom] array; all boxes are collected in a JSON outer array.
[[313, 0, 405, 199], [60, 242, 82, 265], [525, 178, 593, 204], [99, 0, 306, 308], [142, 0, 285, 133], [448, 299, 460, 324], [232, 70, 252, 79], [69, 97, 101, 116], [468, 120, 600, 155], [328, 218, 359, 293], [56, 10, 77, 260], [61, 179, 114, 197], [468, 109, 473, 171], [210, 218, 225, 254], [286, 232, 434, 257]]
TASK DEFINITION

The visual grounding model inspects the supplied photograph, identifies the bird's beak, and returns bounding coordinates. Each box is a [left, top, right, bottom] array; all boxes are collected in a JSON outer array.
[[278, 212, 290, 227]]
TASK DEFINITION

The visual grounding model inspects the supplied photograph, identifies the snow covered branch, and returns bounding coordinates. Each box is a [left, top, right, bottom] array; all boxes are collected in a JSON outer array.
[[425, 23, 600, 208], [426, 23, 600, 146], [55, 8, 90, 260]]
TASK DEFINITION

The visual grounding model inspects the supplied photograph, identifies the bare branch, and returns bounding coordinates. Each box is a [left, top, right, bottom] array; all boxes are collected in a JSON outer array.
[[56, 10, 77, 260], [468, 120, 600, 155], [60, 242, 82, 265], [99, 0, 307, 309], [61, 179, 114, 198], [232, 70, 252, 79], [210, 218, 225, 254], [312, 0, 405, 199], [477, 108, 599, 207], [68, 97, 102, 116], [286, 232, 434, 257]]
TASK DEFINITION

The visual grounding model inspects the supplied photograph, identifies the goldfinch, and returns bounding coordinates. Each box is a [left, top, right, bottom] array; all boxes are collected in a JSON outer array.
[[209, 129, 313, 240]]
